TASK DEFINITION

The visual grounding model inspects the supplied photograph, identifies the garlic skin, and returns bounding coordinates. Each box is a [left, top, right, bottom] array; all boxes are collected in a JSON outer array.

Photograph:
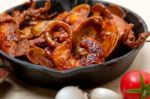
[[55, 86, 88, 99], [89, 88, 122, 99]]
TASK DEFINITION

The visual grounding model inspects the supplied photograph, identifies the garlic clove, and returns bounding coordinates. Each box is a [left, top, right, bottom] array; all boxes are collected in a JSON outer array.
[[55, 86, 88, 99], [89, 88, 122, 99]]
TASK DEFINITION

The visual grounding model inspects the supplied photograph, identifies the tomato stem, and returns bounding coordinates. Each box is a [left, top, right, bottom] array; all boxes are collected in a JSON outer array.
[[127, 74, 150, 99]]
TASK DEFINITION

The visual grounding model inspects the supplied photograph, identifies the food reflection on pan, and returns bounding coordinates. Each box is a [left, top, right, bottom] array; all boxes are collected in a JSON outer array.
[[0, 0, 149, 70]]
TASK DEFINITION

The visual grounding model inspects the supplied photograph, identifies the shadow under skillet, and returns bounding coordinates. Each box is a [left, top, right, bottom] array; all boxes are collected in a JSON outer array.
[[7, 74, 57, 98], [0, 81, 13, 98]]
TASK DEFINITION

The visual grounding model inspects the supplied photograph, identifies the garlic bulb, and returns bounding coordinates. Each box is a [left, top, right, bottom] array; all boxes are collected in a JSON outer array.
[[55, 86, 88, 99], [89, 88, 122, 99]]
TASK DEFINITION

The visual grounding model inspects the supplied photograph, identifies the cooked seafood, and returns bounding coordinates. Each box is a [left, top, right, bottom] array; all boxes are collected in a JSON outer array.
[[0, 0, 149, 70]]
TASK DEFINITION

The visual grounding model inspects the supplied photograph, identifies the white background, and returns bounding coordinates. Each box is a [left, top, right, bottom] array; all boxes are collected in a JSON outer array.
[[0, 0, 150, 99]]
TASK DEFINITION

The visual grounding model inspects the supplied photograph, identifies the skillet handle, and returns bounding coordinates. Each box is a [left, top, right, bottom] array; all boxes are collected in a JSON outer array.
[[0, 56, 13, 72], [146, 40, 150, 42], [146, 33, 150, 42], [0, 58, 9, 84], [0, 58, 5, 68], [0, 58, 8, 70]]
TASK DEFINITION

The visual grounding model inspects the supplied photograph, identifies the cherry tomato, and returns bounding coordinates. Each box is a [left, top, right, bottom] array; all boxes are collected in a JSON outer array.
[[120, 70, 150, 99]]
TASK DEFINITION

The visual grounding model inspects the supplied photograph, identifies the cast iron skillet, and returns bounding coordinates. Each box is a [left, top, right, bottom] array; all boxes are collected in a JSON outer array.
[[0, 0, 148, 89]]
